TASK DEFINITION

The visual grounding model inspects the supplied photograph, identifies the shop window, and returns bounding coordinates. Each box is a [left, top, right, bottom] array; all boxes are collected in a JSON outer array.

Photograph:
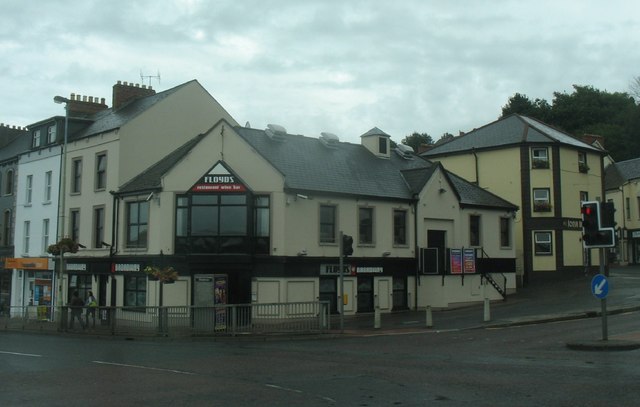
[[393, 209, 407, 246], [68, 275, 92, 304], [174, 193, 250, 254], [126, 201, 148, 249], [124, 276, 146, 310], [320, 205, 337, 244], [534, 231, 552, 255], [254, 196, 270, 254], [531, 147, 549, 169], [358, 207, 374, 245]]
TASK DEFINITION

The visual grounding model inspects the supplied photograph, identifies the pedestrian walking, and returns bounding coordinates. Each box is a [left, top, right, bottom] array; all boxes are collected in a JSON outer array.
[[85, 291, 97, 328], [68, 291, 84, 330]]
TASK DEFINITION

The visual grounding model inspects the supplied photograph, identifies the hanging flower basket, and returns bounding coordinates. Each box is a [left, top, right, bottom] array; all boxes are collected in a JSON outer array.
[[144, 265, 178, 283], [47, 238, 80, 256]]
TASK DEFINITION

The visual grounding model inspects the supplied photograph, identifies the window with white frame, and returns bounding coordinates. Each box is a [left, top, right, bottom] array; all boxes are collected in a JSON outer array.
[[32, 130, 41, 148], [44, 171, 52, 202], [94, 206, 105, 249], [358, 207, 374, 245], [531, 147, 549, 169], [47, 125, 56, 144], [71, 158, 82, 194], [5, 169, 13, 195], [393, 209, 407, 246], [534, 231, 552, 255], [470, 214, 481, 246], [320, 205, 337, 244], [23, 221, 30, 254], [500, 217, 511, 248], [25, 175, 33, 205], [42, 219, 50, 253], [578, 151, 588, 173], [95, 153, 107, 190], [533, 188, 551, 212], [70, 209, 80, 242]]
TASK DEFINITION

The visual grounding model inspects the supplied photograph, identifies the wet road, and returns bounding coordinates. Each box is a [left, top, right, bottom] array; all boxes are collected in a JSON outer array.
[[2, 310, 639, 406]]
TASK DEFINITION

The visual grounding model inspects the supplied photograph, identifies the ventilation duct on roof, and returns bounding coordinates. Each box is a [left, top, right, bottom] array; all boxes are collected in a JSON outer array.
[[319, 132, 340, 149], [395, 143, 414, 159], [266, 124, 287, 141]]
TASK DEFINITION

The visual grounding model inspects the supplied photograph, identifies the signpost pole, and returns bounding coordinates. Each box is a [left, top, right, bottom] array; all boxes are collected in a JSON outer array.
[[339, 231, 344, 333], [599, 248, 608, 341]]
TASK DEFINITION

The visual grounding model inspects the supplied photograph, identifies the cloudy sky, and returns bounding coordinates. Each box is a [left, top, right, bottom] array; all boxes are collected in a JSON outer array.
[[2, 0, 639, 144]]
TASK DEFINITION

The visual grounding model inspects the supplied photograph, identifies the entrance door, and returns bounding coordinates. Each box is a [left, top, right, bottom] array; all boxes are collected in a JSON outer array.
[[357, 276, 373, 312], [393, 277, 407, 310], [428, 230, 447, 274], [319, 277, 338, 314]]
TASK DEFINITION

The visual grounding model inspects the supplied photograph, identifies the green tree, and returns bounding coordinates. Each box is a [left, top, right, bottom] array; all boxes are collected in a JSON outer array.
[[500, 85, 640, 161], [402, 132, 433, 151]]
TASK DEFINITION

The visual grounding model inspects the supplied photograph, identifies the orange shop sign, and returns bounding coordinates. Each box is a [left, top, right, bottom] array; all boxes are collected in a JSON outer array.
[[5, 257, 52, 270]]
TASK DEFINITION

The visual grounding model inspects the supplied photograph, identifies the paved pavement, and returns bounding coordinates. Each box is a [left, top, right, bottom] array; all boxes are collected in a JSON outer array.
[[333, 265, 640, 350]]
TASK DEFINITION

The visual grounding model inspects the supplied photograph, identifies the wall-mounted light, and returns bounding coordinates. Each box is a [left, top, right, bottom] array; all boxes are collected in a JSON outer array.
[[382, 251, 391, 257], [439, 188, 447, 194], [296, 194, 308, 200], [297, 249, 308, 256]]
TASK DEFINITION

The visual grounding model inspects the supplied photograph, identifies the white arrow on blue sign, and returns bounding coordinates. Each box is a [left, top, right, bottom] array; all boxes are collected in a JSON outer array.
[[591, 274, 609, 299]]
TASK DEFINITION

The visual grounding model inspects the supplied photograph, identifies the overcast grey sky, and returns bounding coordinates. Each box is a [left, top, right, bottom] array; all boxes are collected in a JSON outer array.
[[2, 0, 639, 144]]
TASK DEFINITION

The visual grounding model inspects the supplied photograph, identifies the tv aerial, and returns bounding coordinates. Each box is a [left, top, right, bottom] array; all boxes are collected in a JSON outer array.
[[140, 70, 161, 87]]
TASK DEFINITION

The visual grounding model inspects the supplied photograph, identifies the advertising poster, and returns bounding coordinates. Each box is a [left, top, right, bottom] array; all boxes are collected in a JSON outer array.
[[450, 249, 462, 274], [463, 249, 476, 273], [214, 275, 227, 329]]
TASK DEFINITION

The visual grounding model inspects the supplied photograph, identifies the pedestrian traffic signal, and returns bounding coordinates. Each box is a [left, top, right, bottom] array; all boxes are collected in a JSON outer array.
[[342, 234, 354, 256]]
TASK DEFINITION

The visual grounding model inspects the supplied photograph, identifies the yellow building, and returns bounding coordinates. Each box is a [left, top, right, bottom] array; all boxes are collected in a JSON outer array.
[[423, 114, 606, 285], [605, 158, 640, 264]]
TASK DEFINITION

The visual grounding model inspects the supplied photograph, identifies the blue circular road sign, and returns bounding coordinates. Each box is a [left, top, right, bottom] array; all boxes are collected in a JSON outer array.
[[591, 274, 609, 299]]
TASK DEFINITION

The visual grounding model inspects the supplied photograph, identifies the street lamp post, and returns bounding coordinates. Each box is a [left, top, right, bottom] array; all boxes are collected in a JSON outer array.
[[53, 96, 69, 315]]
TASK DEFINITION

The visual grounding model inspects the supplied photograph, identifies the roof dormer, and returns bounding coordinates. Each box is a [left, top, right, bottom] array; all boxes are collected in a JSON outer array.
[[360, 127, 391, 159]]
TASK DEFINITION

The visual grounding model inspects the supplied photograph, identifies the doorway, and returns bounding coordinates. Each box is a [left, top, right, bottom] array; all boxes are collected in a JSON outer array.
[[357, 276, 373, 312], [428, 230, 447, 274]]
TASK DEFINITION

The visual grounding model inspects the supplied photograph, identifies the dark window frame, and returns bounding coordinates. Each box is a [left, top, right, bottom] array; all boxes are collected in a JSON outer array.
[[126, 201, 149, 249]]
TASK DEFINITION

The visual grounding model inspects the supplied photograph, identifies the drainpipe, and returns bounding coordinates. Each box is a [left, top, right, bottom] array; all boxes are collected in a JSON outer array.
[[472, 148, 479, 185], [413, 198, 419, 310]]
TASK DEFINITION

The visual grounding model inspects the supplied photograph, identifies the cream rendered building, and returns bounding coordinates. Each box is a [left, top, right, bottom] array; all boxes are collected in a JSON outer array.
[[109, 122, 517, 313], [423, 114, 606, 285], [53, 80, 238, 308]]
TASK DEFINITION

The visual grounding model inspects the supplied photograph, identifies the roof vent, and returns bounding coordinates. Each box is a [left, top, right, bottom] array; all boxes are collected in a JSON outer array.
[[266, 124, 287, 142], [395, 144, 414, 159], [319, 132, 340, 149]]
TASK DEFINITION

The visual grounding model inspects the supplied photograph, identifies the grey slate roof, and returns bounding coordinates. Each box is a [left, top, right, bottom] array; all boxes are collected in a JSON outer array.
[[118, 122, 517, 211], [605, 158, 640, 190], [68, 81, 192, 141], [423, 114, 603, 157]]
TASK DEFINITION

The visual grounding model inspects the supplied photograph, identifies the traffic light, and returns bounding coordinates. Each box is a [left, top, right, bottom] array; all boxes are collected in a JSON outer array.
[[600, 201, 617, 228], [342, 234, 354, 256], [581, 201, 615, 248]]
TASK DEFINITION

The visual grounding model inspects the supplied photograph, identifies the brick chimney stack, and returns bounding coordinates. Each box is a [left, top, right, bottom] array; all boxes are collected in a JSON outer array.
[[112, 81, 156, 110], [65, 93, 109, 117]]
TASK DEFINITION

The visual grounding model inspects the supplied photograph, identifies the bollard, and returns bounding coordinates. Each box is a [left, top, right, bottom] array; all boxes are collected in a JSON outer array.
[[426, 305, 433, 328], [483, 297, 491, 322], [374, 307, 381, 329]]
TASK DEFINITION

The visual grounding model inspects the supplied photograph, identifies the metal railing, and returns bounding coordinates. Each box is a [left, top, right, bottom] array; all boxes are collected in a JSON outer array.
[[0, 301, 331, 337]]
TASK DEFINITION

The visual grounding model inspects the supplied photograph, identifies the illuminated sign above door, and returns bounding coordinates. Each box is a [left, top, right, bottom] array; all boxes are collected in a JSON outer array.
[[190, 161, 247, 193]]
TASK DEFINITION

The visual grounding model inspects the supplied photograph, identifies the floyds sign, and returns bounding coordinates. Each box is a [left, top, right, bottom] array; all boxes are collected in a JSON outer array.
[[191, 162, 246, 193]]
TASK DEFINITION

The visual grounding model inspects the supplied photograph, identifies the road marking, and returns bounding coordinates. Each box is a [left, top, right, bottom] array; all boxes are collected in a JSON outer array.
[[265, 383, 336, 403], [92, 360, 195, 375], [0, 351, 42, 357]]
